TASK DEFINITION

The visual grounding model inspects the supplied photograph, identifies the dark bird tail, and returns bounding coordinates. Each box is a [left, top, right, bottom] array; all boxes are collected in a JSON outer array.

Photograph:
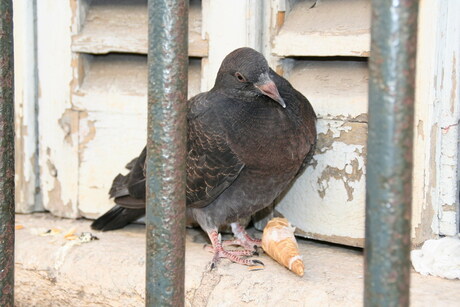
[[90, 205, 145, 231], [92, 147, 147, 231]]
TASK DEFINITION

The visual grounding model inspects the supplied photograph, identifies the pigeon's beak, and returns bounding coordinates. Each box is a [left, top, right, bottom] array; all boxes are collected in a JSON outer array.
[[255, 79, 286, 108]]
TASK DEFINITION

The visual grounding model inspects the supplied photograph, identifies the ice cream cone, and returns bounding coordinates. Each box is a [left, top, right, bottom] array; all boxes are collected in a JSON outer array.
[[262, 217, 304, 276]]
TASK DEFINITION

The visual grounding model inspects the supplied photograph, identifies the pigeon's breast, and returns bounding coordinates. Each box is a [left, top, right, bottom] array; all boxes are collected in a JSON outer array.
[[227, 106, 310, 172]]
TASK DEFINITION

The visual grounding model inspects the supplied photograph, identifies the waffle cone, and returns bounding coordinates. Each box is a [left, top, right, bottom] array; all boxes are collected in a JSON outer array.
[[262, 218, 304, 276]]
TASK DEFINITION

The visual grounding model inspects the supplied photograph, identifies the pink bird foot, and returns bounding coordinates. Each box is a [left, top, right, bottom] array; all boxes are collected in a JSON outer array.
[[207, 230, 264, 270]]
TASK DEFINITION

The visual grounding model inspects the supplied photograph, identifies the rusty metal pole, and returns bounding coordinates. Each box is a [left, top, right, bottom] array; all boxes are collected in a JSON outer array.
[[365, 0, 418, 306], [146, 0, 188, 306], [0, 0, 15, 306]]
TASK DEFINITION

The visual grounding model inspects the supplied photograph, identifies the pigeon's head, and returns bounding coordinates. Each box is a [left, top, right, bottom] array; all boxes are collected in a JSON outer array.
[[215, 47, 286, 108]]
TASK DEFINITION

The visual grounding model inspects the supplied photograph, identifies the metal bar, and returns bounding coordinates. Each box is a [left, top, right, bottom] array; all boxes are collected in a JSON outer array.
[[0, 0, 15, 306], [146, 0, 188, 306], [365, 0, 418, 306]]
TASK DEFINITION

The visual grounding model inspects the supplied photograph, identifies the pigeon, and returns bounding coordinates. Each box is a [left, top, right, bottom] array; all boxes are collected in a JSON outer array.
[[91, 47, 317, 268]]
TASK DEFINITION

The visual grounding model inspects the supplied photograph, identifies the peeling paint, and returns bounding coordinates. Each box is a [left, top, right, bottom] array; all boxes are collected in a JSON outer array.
[[15, 108, 41, 212], [413, 123, 437, 245], [58, 108, 79, 146], [29, 154, 40, 196], [417, 120, 424, 138], [70, 56, 81, 91], [46, 159, 58, 178], [317, 158, 363, 201], [314, 121, 367, 203], [69, 0, 77, 29], [316, 121, 367, 153], [442, 204, 457, 212], [46, 175, 74, 218], [276, 119, 367, 241], [352, 113, 368, 123], [78, 111, 97, 164]]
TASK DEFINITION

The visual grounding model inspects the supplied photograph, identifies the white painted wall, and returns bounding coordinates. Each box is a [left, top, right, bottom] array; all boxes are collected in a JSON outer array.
[[413, 0, 460, 241], [429, 0, 460, 236], [36, 0, 80, 218], [203, 0, 264, 90]]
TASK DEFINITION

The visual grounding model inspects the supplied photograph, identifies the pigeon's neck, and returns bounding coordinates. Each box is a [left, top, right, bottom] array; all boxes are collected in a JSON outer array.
[[211, 86, 259, 103]]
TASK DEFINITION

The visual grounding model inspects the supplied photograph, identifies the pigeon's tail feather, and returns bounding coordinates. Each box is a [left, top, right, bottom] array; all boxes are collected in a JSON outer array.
[[91, 205, 145, 231]]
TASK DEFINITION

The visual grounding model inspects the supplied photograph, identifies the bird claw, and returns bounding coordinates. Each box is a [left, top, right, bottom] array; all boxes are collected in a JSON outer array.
[[248, 259, 265, 271], [208, 252, 221, 271], [251, 259, 264, 266], [206, 230, 263, 269], [208, 248, 264, 269]]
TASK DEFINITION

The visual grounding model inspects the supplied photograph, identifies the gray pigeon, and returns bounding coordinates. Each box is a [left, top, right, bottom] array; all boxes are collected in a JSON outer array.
[[91, 47, 317, 268]]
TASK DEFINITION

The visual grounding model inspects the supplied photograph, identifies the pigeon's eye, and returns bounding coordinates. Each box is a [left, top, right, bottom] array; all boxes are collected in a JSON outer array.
[[235, 72, 246, 82]]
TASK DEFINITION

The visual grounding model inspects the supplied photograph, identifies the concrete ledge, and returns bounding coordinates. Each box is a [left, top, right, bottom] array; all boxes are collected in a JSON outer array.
[[15, 213, 459, 306]]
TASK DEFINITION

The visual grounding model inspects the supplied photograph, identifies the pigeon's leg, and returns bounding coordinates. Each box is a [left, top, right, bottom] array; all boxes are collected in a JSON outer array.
[[207, 230, 264, 269], [222, 222, 262, 251]]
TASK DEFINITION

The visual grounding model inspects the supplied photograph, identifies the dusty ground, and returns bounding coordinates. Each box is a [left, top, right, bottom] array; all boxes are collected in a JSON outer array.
[[14, 213, 459, 306]]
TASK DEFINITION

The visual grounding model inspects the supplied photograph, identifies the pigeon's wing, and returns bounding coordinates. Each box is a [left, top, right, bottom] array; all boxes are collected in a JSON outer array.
[[108, 147, 146, 209], [186, 93, 245, 208]]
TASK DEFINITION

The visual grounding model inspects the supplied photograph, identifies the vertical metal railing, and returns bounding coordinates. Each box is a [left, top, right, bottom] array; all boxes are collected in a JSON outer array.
[[365, 0, 418, 306], [146, 0, 188, 306], [0, 0, 15, 306]]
